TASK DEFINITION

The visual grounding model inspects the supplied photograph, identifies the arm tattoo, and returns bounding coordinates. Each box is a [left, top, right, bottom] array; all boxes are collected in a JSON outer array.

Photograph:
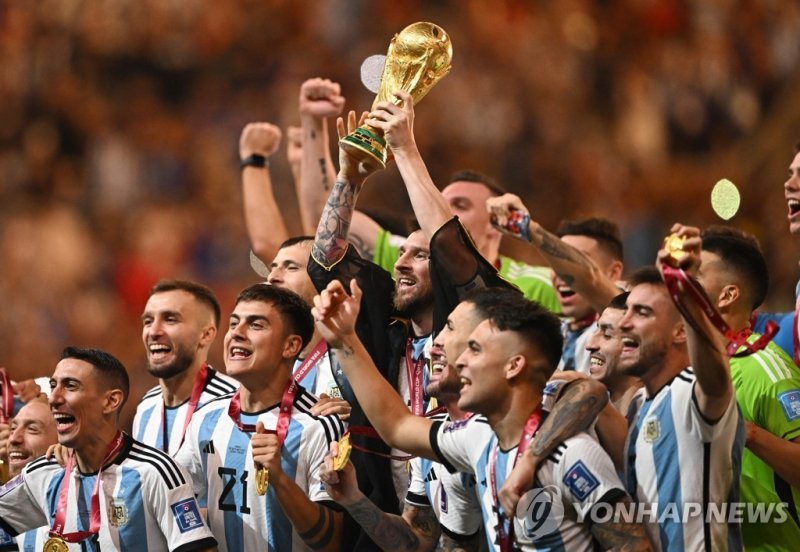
[[440, 529, 482, 551], [347, 497, 423, 552], [530, 380, 607, 457], [537, 230, 593, 272], [405, 504, 441, 543], [318, 158, 329, 191], [339, 345, 354, 358], [300, 504, 337, 550], [590, 497, 651, 551], [313, 179, 359, 265]]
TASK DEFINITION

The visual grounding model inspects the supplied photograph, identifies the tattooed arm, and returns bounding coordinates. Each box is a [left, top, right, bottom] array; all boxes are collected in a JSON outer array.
[[297, 78, 344, 236], [590, 494, 653, 551], [498, 376, 609, 515], [320, 440, 440, 552], [344, 497, 440, 552], [486, 193, 621, 314], [440, 530, 483, 551], [311, 110, 388, 268]]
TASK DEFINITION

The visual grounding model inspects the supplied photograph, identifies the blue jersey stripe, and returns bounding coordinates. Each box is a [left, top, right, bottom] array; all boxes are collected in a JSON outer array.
[[651, 392, 684, 552], [221, 428, 249, 552], [117, 467, 148, 552]]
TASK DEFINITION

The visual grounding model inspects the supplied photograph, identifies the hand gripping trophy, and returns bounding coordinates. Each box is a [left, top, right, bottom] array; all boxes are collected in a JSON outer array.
[[340, 22, 453, 171]]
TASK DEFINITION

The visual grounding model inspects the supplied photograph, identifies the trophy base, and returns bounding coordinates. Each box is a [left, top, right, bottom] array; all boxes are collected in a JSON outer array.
[[339, 126, 388, 171]]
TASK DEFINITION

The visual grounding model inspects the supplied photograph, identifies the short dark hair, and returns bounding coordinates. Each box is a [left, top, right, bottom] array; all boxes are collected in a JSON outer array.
[[625, 265, 664, 288], [701, 226, 769, 310], [150, 279, 221, 327], [278, 236, 314, 250], [556, 218, 624, 262], [463, 287, 563, 376], [794, 142, 800, 154], [60, 347, 130, 410], [234, 284, 314, 350], [607, 291, 630, 311], [448, 169, 506, 197]]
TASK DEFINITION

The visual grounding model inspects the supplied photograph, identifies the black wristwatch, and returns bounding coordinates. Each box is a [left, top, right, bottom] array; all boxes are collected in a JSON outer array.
[[240, 153, 269, 170]]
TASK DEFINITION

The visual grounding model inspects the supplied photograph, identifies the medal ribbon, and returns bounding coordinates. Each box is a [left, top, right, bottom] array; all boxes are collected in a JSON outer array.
[[50, 431, 125, 543], [489, 407, 543, 552], [228, 340, 327, 441], [405, 338, 426, 416], [0, 369, 12, 424], [161, 363, 210, 452], [662, 266, 778, 357]]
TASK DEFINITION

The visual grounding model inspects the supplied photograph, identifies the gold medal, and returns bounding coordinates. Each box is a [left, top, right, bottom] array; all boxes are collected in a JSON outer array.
[[255, 466, 269, 496], [43, 536, 70, 552], [332, 433, 352, 471], [663, 234, 686, 267]]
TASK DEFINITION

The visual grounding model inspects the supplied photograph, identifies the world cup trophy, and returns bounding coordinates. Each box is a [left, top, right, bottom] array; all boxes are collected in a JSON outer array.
[[340, 22, 453, 171]]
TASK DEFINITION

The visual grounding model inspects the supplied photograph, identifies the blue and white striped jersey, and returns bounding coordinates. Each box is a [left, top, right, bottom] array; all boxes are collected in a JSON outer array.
[[13, 526, 47, 552], [174, 388, 345, 552], [431, 415, 625, 551], [133, 366, 237, 456], [625, 367, 744, 551], [293, 352, 340, 399], [406, 410, 482, 539], [0, 433, 216, 552]]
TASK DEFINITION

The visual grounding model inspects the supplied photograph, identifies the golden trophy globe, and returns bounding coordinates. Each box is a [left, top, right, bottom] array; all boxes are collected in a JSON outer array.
[[340, 22, 453, 170]]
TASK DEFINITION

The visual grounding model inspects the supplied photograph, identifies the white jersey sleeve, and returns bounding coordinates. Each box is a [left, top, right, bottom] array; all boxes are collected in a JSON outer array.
[[430, 415, 494, 475], [137, 446, 216, 550], [0, 458, 55, 535], [549, 433, 625, 511], [683, 369, 738, 443]]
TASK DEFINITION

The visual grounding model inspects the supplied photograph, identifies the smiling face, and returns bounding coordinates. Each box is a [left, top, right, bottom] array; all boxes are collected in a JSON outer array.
[[454, 319, 517, 415], [223, 300, 299, 387], [8, 400, 57, 477], [142, 290, 216, 380], [785, 151, 800, 235], [585, 307, 624, 381], [617, 283, 679, 379], [552, 235, 608, 321], [268, 242, 316, 305], [49, 358, 110, 449], [427, 301, 481, 400], [393, 230, 433, 317]]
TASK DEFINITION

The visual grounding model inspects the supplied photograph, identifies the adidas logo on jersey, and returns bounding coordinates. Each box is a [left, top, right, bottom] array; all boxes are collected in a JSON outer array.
[[202, 441, 216, 454]]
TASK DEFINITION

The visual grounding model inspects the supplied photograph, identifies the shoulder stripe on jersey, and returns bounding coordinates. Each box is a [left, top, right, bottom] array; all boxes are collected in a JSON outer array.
[[128, 442, 186, 489], [25, 456, 60, 474], [206, 375, 237, 395], [684, 367, 695, 375], [294, 393, 344, 444], [142, 386, 162, 400], [676, 373, 693, 383], [545, 442, 567, 464]]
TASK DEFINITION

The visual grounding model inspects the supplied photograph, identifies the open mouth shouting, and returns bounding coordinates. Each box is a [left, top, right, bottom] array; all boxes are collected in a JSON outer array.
[[147, 342, 173, 363], [52, 412, 77, 436], [788, 198, 800, 223]]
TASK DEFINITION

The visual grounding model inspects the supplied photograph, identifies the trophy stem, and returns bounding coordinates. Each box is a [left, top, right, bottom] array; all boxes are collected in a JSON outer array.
[[339, 125, 388, 171]]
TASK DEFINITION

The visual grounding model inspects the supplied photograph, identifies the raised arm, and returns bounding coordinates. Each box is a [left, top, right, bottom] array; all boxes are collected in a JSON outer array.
[[311, 111, 386, 268], [486, 193, 620, 313], [320, 442, 440, 552], [239, 122, 290, 264], [657, 223, 733, 422], [365, 90, 452, 241], [297, 78, 344, 235], [296, 78, 385, 259], [312, 278, 435, 457]]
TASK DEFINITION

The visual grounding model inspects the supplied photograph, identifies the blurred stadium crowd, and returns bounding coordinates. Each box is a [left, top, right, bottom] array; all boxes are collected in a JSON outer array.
[[1, 0, 799, 426]]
